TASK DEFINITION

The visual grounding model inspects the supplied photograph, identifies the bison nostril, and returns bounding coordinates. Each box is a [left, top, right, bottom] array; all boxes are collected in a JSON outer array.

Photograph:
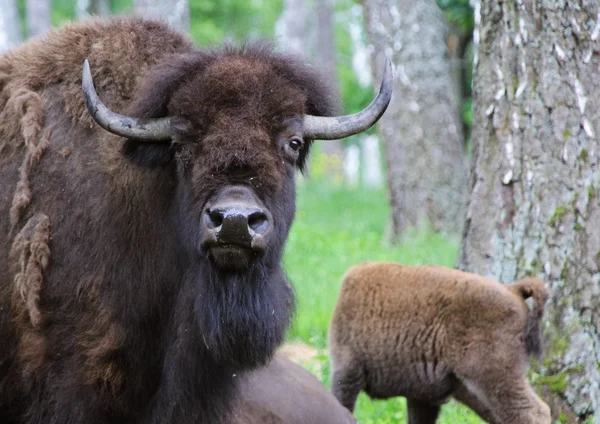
[[248, 210, 269, 234], [205, 208, 224, 229]]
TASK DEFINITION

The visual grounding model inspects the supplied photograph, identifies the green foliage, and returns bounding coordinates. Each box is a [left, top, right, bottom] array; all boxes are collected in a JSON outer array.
[[461, 97, 473, 127], [189, 0, 283, 45], [436, 0, 474, 31]]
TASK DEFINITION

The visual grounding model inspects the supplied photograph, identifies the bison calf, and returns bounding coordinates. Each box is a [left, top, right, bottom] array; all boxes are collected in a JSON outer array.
[[328, 262, 550, 424]]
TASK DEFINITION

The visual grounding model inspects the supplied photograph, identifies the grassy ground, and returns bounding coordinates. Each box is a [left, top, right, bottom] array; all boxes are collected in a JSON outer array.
[[282, 176, 483, 423]]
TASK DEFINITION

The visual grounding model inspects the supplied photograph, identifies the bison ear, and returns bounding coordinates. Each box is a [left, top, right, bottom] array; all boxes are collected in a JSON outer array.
[[121, 52, 210, 168]]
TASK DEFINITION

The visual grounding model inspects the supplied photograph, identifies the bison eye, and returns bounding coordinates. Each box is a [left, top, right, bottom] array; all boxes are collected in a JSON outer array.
[[289, 138, 303, 152]]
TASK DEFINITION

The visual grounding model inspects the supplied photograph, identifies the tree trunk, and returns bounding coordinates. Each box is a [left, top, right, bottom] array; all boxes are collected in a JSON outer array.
[[0, 0, 22, 53], [459, 1, 599, 421], [348, 5, 383, 189], [361, 135, 383, 188], [134, 0, 190, 34], [362, 0, 468, 237], [275, 0, 310, 58], [76, 0, 111, 19], [313, 0, 344, 181], [25, 0, 51, 38]]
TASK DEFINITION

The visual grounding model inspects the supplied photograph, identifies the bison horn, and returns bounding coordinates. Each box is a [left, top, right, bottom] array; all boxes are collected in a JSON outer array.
[[302, 56, 393, 140], [82, 59, 174, 142]]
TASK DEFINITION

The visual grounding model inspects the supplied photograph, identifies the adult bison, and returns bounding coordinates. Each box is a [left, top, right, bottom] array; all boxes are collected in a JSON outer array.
[[0, 17, 392, 424]]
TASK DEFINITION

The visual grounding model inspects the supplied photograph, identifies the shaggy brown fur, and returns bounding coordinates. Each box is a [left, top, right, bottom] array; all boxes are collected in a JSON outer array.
[[10, 212, 51, 328], [232, 354, 356, 424], [0, 18, 191, 228], [328, 262, 550, 424], [0, 17, 339, 424]]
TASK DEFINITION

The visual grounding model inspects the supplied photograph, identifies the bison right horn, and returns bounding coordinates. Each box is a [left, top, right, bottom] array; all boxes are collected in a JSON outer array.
[[82, 59, 174, 142], [302, 56, 393, 140]]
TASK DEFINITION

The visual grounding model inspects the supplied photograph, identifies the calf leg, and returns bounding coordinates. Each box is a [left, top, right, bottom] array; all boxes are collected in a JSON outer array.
[[330, 364, 365, 413], [453, 381, 500, 424], [461, 377, 550, 424], [406, 398, 440, 424]]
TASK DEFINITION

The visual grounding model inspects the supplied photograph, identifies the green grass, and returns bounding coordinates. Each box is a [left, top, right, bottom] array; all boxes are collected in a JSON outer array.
[[282, 176, 484, 423]]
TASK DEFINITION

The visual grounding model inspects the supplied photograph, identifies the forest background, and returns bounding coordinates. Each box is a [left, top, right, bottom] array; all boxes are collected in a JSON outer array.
[[0, 0, 597, 423]]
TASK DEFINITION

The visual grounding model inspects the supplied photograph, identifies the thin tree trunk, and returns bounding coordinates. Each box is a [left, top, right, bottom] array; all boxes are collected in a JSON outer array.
[[314, 0, 344, 180], [76, 0, 111, 19], [275, 0, 310, 58], [361, 135, 383, 188], [362, 0, 468, 237], [459, 1, 600, 421], [25, 0, 51, 38], [348, 5, 383, 188], [314, 0, 337, 88], [0, 0, 22, 53], [134, 0, 190, 34]]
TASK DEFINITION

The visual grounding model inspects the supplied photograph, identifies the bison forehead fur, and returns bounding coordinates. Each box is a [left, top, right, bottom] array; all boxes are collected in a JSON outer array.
[[329, 262, 551, 424], [0, 17, 338, 424]]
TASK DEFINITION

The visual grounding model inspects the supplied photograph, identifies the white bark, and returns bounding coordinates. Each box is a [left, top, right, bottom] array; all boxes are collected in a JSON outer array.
[[134, 0, 190, 34], [348, 4, 372, 88], [343, 145, 360, 187], [361, 135, 383, 188], [275, 0, 310, 58], [313, 0, 344, 177], [0, 0, 22, 53], [350, 4, 383, 188], [26, 0, 51, 38]]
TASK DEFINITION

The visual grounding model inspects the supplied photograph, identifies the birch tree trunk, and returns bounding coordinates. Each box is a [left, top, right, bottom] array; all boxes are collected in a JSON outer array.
[[134, 0, 190, 34], [459, 1, 600, 421], [275, 0, 310, 58], [314, 0, 344, 181], [362, 0, 468, 237], [0, 0, 22, 54], [76, 0, 111, 19], [25, 0, 51, 38]]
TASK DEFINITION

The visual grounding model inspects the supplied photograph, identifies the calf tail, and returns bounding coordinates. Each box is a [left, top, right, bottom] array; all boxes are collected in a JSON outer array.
[[508, 277, 548, 358]]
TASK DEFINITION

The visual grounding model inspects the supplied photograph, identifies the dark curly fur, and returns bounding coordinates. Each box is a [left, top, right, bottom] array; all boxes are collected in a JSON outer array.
[[0, 17, 338, 424]]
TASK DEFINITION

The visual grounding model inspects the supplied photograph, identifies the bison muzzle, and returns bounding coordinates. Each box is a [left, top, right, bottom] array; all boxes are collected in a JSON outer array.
[[202, 185, 272, 269]]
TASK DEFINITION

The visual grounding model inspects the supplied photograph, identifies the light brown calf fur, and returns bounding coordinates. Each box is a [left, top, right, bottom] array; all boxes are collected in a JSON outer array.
[[232, 354, 356, 424], [328, 262, 550, 424]]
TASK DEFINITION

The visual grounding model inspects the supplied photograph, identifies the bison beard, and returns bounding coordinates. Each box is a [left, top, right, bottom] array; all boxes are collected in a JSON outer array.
[[144, 264, 293, 424], [196, 264, 293, 369]]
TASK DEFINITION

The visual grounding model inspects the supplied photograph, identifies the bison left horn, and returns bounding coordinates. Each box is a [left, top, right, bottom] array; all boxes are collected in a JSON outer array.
[[82, 59, 174, 142], [302, 56, 393, 140]]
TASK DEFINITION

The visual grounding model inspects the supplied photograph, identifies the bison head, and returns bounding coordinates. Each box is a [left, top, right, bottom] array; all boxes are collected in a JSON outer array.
[[81, 45, 392, 368]]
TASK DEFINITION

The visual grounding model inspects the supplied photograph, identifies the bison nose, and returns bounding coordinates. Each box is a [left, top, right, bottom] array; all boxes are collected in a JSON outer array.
[[204, 207, 269, 239], [203, 205, 272, 252], [201, 185, 273, 259]]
